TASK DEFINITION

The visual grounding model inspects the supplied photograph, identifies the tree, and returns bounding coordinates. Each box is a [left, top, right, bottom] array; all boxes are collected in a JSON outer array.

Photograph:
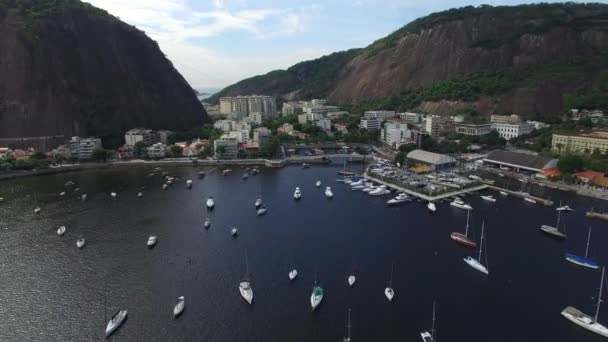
[[92, 149, 110, 162], [169, 145, 183, 157], [30, 151, 47, 160], [398, 143, 417, 153], [237, 150, 247, 159], [54, 154, 65, 165], [558, 155, 584, 174], [215, 145, 226, 159], [133, 141, 146, 158]]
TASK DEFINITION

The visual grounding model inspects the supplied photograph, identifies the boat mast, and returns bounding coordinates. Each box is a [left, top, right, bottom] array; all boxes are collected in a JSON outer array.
[[595, 266, 605, 323], [389, 262, 394, 287], [245, 253, 249, 276], [556, 210, 562, 231], [465, 208, 470, 236], [431, 300, 436, 338], [347, 308, 351, 340], [585, 226, 592, 258], [478, 221, 485, 262]]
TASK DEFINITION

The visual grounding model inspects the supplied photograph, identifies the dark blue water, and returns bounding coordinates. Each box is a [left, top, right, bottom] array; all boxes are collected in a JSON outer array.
[[0, 165, 607, 341]]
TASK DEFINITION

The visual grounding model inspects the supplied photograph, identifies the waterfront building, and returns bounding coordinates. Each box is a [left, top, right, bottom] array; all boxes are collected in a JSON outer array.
[[552, 131, 608, 154], [364, 111, 396, 121], [490, 114, 521, 124], [483, 149, 558, 173], [146, 143, 167, 159], [278, 123, 294, 134], [359, 117, 381, 130], [406, 149, 457, 171], [455, 123, 493, 136], [219, 95, 276, 117], [214, 138, 238, 159], [124, 128, 159, 147], [383, 122, 412, 148], [316, 118, 332, 131], [68, 137, 102, 160], [492, 122, 534, 140], [253, 127, 272, 145]]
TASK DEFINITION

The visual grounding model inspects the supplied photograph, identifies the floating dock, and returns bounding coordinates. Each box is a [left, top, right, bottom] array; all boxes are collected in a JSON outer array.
[[486, 185, 554, 206], [586, 210, 608, 221]]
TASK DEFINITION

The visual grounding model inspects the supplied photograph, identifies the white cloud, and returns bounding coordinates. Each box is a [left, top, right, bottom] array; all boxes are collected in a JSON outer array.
[[82, 0, 326, 89]]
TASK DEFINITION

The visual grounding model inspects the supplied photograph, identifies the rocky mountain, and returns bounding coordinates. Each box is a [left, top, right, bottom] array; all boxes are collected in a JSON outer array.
[[211, 3, 608, 119], [0, 0, 208, 145]]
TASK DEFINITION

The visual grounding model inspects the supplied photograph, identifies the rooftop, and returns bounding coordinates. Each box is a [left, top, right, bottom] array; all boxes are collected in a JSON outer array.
[[485, 150, 556, 171], [406, 149, 457, 165], [553, 131, 608, 139]]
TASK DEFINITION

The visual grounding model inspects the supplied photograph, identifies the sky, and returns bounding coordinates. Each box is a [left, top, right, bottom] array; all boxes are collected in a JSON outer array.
[[84, 0, 596, 92]]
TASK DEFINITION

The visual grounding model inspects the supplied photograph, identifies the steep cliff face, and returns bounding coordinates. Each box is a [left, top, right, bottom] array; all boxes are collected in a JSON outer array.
[[0, 1, 208, 141], [213, 3, 608, 118]]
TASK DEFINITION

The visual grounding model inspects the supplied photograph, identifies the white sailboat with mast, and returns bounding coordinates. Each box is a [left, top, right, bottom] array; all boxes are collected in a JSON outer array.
[[565, 226, 599, 269], [343, 308, 352, 342], [385, 262, 395, 301], [540, 209, 567, 239], [561, 266, 608, 338], [420, 300, 436, 342], [239, 254, 253, 305], [463, 220, 489, 275]]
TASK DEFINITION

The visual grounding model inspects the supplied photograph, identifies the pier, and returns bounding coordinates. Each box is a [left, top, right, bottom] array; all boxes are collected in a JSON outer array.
[[486, 185, 554, 206], [364, 173, 488, 202], [586, 209, 608, 221]]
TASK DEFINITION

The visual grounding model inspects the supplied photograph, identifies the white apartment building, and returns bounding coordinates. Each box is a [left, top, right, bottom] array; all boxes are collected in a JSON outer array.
[[221, 130, 249, 143], [253, 127, 272, 145], [455, 123, 493, 136], [213, 119, 236, 132], [214, 138, 238, 159], [282, 101, 306, 116], [400, 112, 424, 124], [425, 115, 442, 138], [298, 114, 308, 124], [490, 114, 521, 124], [244, 112, 264, 125], [359, 117, 381, 130], [146, 143, 166, 159], [327, 111, 348, 120], [383, 123, 411, 148], [527, 121, 550, 130], [124, 128, 159, 147], [316, 118, 332, 131], [219, 95, 276, 117], [492, 122, 534, 140], [364, 111, 396, 121], [68, 136, 102, 160]]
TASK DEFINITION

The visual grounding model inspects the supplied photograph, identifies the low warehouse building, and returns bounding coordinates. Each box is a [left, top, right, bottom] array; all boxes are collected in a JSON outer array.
[[406, 149, 457, 170], [483, 150, 558, 173]]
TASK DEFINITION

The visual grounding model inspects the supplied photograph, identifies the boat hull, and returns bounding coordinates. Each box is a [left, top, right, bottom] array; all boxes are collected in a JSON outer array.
[[565, 253, 600, 269], [450, 233, 477, 248], [540, 225, 567, 239], [385, 287, 394, 301], [464, 257, 488, 275], [562, 306, 608, 338]]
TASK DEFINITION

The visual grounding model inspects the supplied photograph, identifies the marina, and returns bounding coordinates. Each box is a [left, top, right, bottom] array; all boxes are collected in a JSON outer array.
[[0, 164, 607, 341]]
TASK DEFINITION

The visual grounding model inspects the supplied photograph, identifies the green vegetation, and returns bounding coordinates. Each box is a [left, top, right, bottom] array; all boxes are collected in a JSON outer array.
[[167, 125, 222, 145], [362, 3, 608, 58], [168, 145, 183, 158], [92, 149, 111, 162], [0, 153, 49, 171]]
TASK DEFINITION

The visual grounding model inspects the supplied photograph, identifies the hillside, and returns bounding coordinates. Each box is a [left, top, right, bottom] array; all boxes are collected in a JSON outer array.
[[211, 3, 608, 119], [0, 0, 208, 146]]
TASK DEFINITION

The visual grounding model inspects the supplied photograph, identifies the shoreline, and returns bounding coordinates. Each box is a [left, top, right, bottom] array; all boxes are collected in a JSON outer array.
[[0, 155, 367, 181]]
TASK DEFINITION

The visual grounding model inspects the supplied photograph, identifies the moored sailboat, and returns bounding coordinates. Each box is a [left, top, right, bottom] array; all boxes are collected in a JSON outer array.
[[463, 221, 489, 275], [385, 263, 395, 301], [561, 267, 608, 338], [420, 301, 437, 342], [450, 208, 477, 248], [565, 226, 599, 269], [239, 255, 253, 304], [343, 308, 352, 342], [173, 296, 185, 317], [540, 209, 567, 239]]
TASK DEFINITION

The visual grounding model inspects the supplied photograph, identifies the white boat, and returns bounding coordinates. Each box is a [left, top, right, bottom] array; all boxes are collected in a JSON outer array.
[[387, 193, 411, 205], [325, 187, 334, 198], [361, 185, 377, 193], [147, 236, 157, 248], [348, 275, 356, 287], [315, 180, 322, 187], [242, 173, 249, 180], [257, 207, 268, 216], [206, 197, 215, 209], [498, 173, 505, 177], [105, 309, 127, 338], [186, 180, 193, 189], [222, 169, 232, 176], [34, 206, 41, 214], [254, 197, 262, 208], [310, 281, 324, 311], [499, 191, 508, 196], [385, 263, 395, 301], [59, 191, 66, 196], [524, 197, 537, 204], [110, 192, 117, 198], [540, 209, 567, 239], [420, 301, 437, 342], [162, 184, 168, 190], [556, 202, 574, 212], [350, 179, 363, 187], [76, 237, 86, 249], [203, 218, 210, 229], [137, 192, 143, 198], [480, 195, 496, 202], [427, 202, 436, 213], [561, 267, 608, 338], [351, 184, 365, 190], [369, 185, 390, 196], [294, 187, 302, 200], [289, 269, 298, 281], [565, 226, 599, 269], [343, 308, 352, 342], [239, 255, 253, 304], [468, 175, 482, 181], [57, 226, 66, 236], [231, 227, 238, 237], [450, 199, 473, 210], [463, 221, 489, 275], [173, 296, 185, 317]]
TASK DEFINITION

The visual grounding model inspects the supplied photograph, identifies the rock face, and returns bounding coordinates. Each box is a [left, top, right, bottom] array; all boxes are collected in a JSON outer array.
[[213, 4, 608, 117], [0, 1, 208, 141]]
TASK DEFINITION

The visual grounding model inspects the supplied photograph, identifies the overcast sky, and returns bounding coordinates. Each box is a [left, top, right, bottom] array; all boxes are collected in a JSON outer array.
[[84, 0, 597, 92]]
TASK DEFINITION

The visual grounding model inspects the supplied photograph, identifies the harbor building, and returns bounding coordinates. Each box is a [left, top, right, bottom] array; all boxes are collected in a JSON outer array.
[[67, 137, 102, 160], [406, 149, 457, 171], [552, 131, 608, 154], [483, 150, 558, 173]]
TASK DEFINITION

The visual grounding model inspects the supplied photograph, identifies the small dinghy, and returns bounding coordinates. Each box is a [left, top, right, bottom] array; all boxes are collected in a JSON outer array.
[[257, 206, 268, 216], [76, 238, 86, 249], [147, 236, 158, 248], [173, 296, 185, 317], [204, 218, 211, 229], [34, 207, 41, 214], [289, 269, 298, 281], [57, 226, 66, 236], [231, 227, 238, 237], [348, 275, 356, 287], [105, 309, 127, 338]]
